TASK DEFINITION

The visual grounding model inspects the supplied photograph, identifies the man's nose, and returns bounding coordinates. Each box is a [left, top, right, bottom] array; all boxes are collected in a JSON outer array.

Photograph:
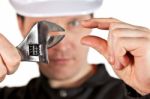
[[51, 31, 71, 51]]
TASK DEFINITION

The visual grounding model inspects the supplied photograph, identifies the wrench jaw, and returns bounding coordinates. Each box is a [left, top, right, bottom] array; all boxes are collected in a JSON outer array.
[[47, 35, 65, 48], [16, 21, 65, 63]]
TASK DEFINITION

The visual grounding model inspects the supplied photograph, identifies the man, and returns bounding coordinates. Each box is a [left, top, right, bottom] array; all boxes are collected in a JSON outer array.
[[0, 0, 150, 99]]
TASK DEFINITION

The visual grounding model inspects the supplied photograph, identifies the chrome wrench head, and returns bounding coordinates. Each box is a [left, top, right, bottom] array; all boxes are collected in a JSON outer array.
[[17, 21, 65, 63]]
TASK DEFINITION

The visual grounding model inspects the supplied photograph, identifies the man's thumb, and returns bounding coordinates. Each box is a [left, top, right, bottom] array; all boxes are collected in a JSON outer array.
[[81, 35, 108, 59]]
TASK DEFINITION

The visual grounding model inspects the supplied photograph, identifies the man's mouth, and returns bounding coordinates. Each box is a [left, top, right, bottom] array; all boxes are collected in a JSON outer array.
[[50, 58, 72, 65]]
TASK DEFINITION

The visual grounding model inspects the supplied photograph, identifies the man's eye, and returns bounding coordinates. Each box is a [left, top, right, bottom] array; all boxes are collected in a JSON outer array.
[[68, 20, 80, 27]]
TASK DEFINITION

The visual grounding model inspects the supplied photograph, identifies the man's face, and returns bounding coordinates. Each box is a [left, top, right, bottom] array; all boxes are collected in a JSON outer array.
[[19, 15, 92, 81]]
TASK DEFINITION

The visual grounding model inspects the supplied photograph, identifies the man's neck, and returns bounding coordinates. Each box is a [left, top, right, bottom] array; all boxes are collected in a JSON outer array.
[[48, 64, 94, 89]]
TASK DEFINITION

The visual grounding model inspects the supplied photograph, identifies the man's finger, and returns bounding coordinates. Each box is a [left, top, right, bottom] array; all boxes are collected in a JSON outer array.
[[113, 37, 148, 70], [0, 56, 7, 82], [80, 18, 121, 30], [0, 34, 21, 74]]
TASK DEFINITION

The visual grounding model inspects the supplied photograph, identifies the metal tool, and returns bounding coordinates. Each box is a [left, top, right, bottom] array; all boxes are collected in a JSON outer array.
[[16, 21, 65, 63]]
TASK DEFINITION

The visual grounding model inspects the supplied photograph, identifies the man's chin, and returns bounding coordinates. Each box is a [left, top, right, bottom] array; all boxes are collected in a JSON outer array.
[[48, 65, 77, 81], [49, 72, 75, 81]]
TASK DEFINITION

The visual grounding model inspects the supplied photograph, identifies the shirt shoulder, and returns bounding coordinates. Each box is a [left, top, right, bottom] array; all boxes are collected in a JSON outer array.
[[0, 77, 41, 99]]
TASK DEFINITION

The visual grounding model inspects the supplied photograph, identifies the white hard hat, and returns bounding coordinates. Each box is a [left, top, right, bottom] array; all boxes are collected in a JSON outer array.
[[9, 0, 103, 17]]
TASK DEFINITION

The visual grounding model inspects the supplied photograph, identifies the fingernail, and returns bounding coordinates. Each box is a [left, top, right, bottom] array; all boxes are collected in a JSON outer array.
[[80, 39, 90, 46], [80, 40, 86, 45]]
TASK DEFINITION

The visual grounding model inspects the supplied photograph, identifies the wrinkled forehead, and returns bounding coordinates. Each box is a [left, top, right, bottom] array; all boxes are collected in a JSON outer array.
[[22, 14, 92, 25], [26, 14, 92, 20]]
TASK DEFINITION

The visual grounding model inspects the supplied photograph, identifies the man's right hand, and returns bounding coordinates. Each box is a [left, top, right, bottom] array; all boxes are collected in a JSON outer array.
[[81, 18, 150, 95], [0, 33, 21, 82]]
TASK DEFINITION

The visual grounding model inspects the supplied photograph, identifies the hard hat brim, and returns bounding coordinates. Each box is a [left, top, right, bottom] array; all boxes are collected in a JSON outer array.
[[10, 0, 103, 17]]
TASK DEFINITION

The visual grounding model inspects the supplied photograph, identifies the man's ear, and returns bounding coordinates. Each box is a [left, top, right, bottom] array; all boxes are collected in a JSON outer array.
[[17, 14, 24, 33]]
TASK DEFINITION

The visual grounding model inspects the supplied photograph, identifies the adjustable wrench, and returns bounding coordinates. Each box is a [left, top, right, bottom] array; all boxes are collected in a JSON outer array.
[[16, 21, 65, 63]]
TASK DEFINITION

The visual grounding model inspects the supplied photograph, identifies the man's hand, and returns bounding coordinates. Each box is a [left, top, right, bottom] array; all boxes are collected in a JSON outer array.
[[81, 18, 150, 95], [0, 33, 21, 82]]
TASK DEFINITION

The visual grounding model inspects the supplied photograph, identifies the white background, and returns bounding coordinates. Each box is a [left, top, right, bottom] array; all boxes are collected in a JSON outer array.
[[0, 0, 150, 87]]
